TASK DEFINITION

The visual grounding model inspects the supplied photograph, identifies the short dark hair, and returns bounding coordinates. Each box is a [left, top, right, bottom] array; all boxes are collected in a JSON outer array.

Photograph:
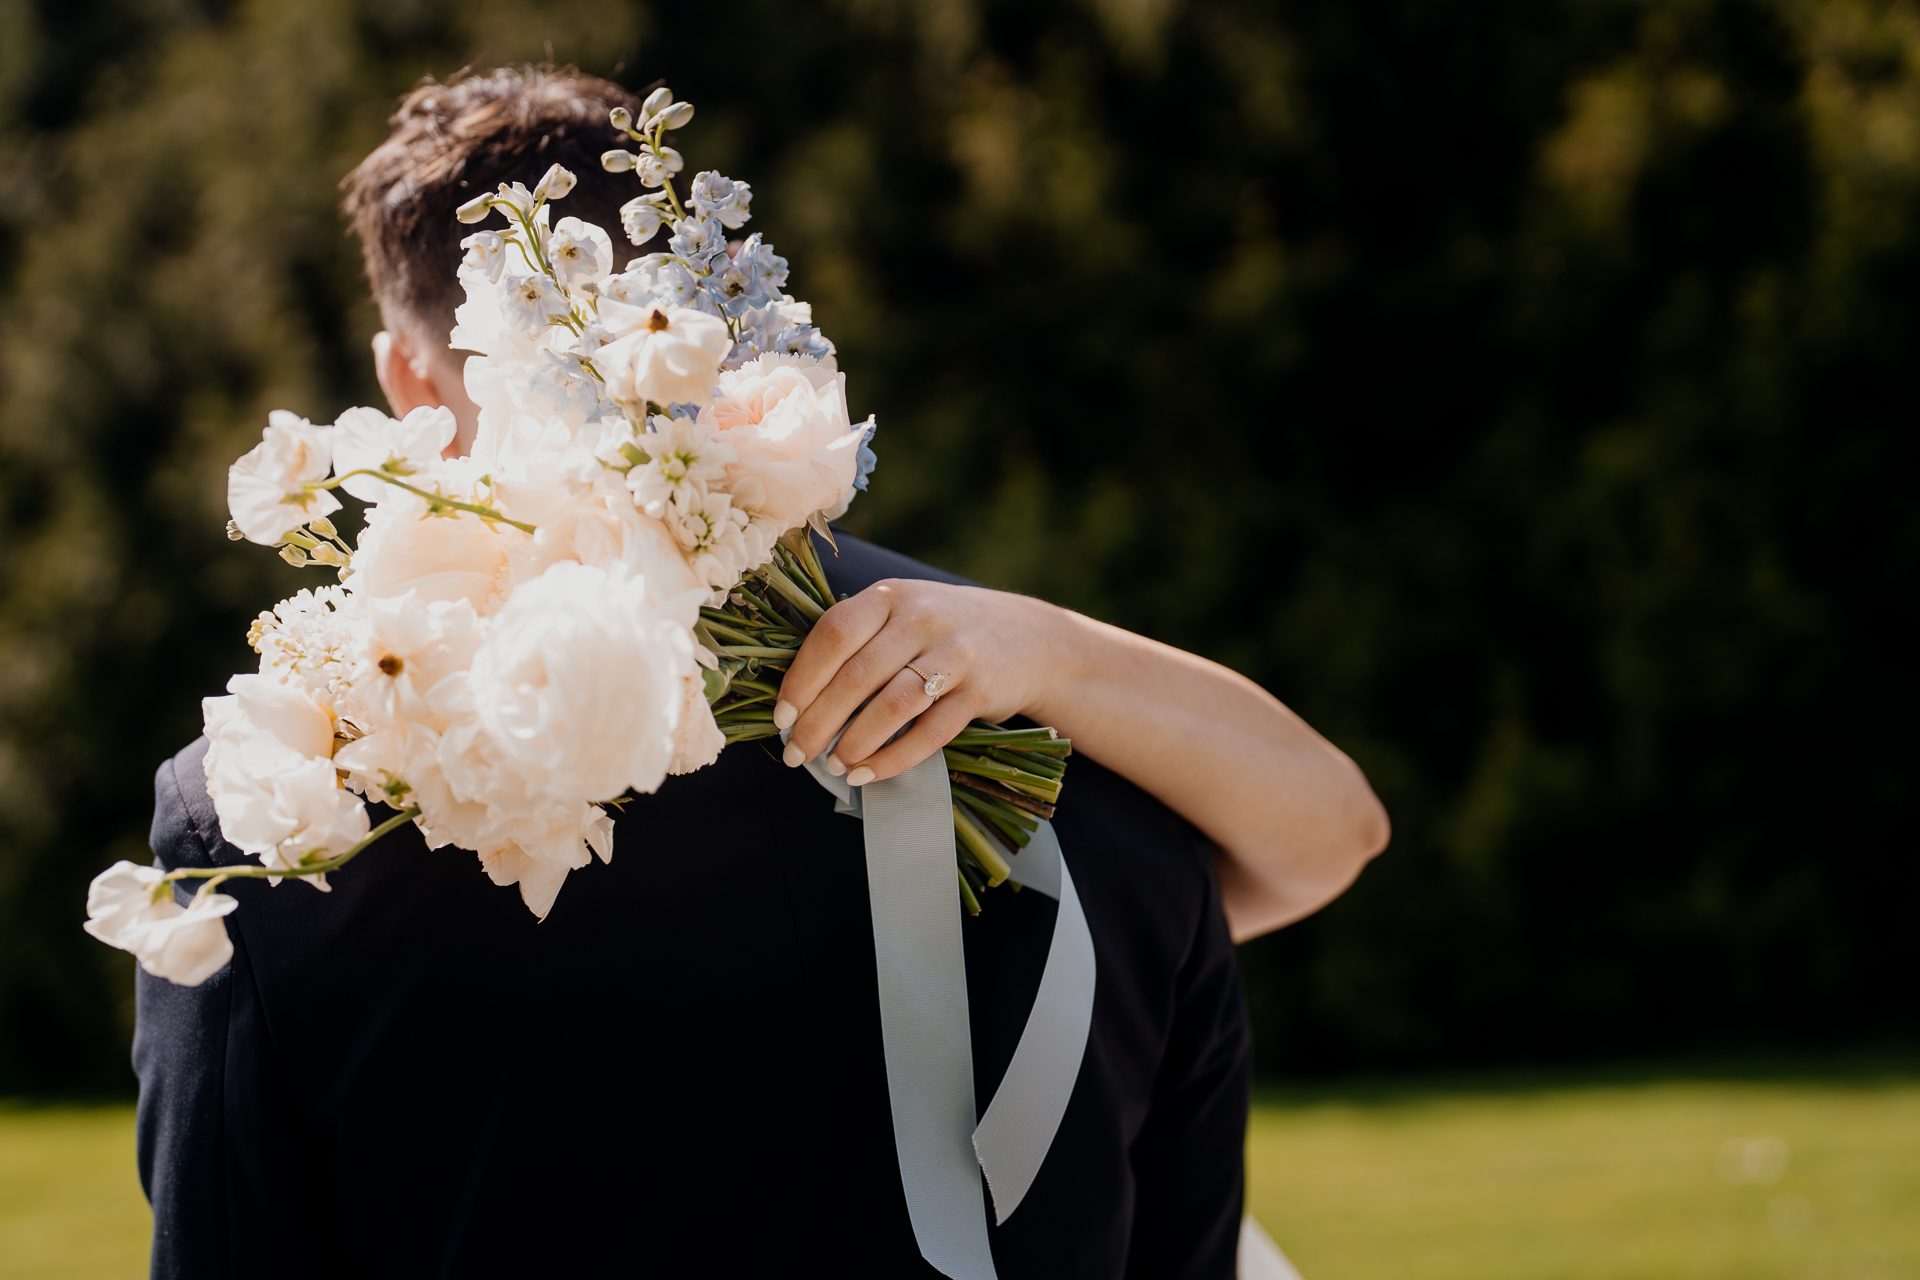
[[341, 66, 646, 346]]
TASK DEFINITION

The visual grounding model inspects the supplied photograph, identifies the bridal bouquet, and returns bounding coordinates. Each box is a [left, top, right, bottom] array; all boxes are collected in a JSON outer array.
[[86, 86, 1070, 986]]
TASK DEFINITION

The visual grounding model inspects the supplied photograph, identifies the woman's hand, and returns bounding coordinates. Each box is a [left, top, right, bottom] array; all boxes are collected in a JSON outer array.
[[773, 575, 1391, 940], [774, 579, 1054, 786]]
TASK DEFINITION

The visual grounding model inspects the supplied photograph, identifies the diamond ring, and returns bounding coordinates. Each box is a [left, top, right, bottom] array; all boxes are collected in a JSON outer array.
[[904, 661, 949, 699]]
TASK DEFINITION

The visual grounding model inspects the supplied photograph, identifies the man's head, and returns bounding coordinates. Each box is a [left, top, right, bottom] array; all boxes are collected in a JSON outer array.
[[341, 66, 645, 453]]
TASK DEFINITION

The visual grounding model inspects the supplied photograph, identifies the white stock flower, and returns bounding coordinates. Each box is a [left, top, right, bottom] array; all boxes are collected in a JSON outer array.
[[440, 560, 698, 812], [84, 862, 238, 986], [502, 272, 571, 334], [548, 216, 611, 289], [708, 357, 866, 534], [350, 503, 513, 612], [626, 415, 735, 517], [203, 674, 368, 886], [249, 585, 360, 702], [331, 405, 457, 502], [228, 411, 340, 545], [595, 302, 732, 408]]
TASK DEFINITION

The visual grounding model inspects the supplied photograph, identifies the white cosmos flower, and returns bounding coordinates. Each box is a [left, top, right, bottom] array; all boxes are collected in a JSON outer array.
[[502, 272, 571, 334], [228, 411, 339, 545], [331, 405, 457, 502], [708, 357, 866, 535], [84, 862, 238, 986], [339, 593, 481, 734], [203, 674, 368, 887], [548, 216, 611, 290], [595, 301, 732, 408]]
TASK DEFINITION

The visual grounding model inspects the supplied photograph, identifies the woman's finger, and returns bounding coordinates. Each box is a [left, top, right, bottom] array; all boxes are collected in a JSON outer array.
[[773, 585, 897, 738], [782, 607, 930, 764], [840, 689, 978, 787], [825, 659, 967, 770]]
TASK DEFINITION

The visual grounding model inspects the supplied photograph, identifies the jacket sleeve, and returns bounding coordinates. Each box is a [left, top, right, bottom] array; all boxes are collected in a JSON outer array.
[[133, 745, 233, 1280]]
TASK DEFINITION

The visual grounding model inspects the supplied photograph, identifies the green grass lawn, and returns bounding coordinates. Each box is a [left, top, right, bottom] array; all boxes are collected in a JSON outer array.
[[2, 1062, 1916, 1278], [1246, 1063, 1920, 1280]]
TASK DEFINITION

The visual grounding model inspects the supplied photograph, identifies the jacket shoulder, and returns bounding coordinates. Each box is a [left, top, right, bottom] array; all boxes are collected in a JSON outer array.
[[150, 736, 240, 873]]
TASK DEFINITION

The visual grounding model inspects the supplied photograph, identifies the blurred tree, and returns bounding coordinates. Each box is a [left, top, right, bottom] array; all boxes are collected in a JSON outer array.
[[0, 0, 1913, 1091]]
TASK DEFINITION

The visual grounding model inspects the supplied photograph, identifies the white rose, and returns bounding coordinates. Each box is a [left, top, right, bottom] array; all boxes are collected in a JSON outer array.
[[595, 301, 732, 408], [227, 411, 339, 544], [84, 862, 238, 986], [350, 504, 513, 612], [331, 405, 457, 502], [455, 560, 696, 804], [708, 358, 866, 534]]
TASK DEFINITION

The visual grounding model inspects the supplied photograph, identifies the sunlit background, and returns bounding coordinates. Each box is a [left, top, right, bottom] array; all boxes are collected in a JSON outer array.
[[1, 0, 1916, 1276]]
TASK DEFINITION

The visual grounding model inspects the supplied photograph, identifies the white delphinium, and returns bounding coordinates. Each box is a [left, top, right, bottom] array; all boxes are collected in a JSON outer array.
[[228, 411, 339, 545], [84, 863, 238, 986], [331, 405, 457, 502], [619, 194, 668, 246], [689, 172, 752, 229], [595, 300, 732, 409], [249, 585, 361, 702], [707, 356, 868, 535], [202, 675, 368, 888], [502, 272, 571, 334], [531, 163, 576, 204], [460, 231, 509, 282], [517, 351, 602, 423], [547, 216, 611, 290]]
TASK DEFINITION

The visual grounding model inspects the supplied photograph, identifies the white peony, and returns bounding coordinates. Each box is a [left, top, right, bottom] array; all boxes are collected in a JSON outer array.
[[227, 411, 339, 545], [668, 673, 725, 776], [595, 301, 732, 409], [708, 357, 866, 534], [350, 504, 513, 613], [444, 560, 699, 805], [84, 862, 238, 986], [202, 675, 368, 887], [331, 405, 458, 502]]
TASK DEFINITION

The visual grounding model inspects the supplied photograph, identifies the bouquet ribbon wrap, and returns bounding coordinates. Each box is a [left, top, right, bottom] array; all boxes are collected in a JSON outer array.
[[797, 745, 1096, 1279]]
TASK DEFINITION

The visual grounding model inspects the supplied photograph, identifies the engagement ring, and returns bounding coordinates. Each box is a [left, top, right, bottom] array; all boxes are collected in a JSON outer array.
[[905, 662, 949, 699]]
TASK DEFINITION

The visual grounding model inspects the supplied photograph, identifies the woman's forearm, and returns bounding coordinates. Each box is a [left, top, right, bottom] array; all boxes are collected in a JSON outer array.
[[1018, 600, 1390, 941]]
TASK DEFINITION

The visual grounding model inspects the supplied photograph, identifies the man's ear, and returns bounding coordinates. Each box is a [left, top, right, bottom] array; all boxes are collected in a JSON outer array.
[[372, 330, 441, 417]]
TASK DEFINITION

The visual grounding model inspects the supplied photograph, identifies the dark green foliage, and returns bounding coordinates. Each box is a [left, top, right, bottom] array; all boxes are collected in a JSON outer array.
[[0, 0, 1913, 1092]]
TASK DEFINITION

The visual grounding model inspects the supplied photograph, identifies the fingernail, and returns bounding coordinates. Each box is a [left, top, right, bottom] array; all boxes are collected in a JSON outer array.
[[782, 743, 805, 768], [773, 700, 797, 730], [825, 753, 847, 777], [846, 766, 874, 787]]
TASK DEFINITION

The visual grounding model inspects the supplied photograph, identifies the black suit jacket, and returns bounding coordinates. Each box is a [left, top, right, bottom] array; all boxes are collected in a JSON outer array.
[[134, 534, 1251, 1278]]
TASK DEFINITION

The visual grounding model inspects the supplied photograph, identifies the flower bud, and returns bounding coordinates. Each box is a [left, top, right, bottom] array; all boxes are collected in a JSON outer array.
[[656, 101, 694, 130], [660, 147, 685, 174], [609, 106, 633, 132], [641, 87, 673, 121], [226, 519, 245, 541], [456, 193, 494, 224], [278, 544, 310, 567], [601, 149, 637, 173], [532, 163, 577, 203], [307, 543, 347, 567], [308, 516, 338, 539]]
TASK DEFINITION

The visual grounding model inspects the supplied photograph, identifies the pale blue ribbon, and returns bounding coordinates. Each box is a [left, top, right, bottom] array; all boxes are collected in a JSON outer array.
[[797, 747, 1096, 1280]]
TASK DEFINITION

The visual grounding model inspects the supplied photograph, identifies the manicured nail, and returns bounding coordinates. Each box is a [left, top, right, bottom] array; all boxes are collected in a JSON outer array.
[[773, 699, 797, 730], [825, 753, 847, 777], [782, 743, 805, 768], [846, 766, 875, 787]]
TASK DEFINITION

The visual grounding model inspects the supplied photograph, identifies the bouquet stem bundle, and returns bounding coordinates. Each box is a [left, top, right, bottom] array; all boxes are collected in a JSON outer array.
[[699, 530, 1071, 913]]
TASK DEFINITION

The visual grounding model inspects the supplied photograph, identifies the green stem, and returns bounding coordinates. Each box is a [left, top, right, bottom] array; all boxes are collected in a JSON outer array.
[[322, 471, 537, 534], [159, 806, 422, 892], [759, 563, 825, 623]]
